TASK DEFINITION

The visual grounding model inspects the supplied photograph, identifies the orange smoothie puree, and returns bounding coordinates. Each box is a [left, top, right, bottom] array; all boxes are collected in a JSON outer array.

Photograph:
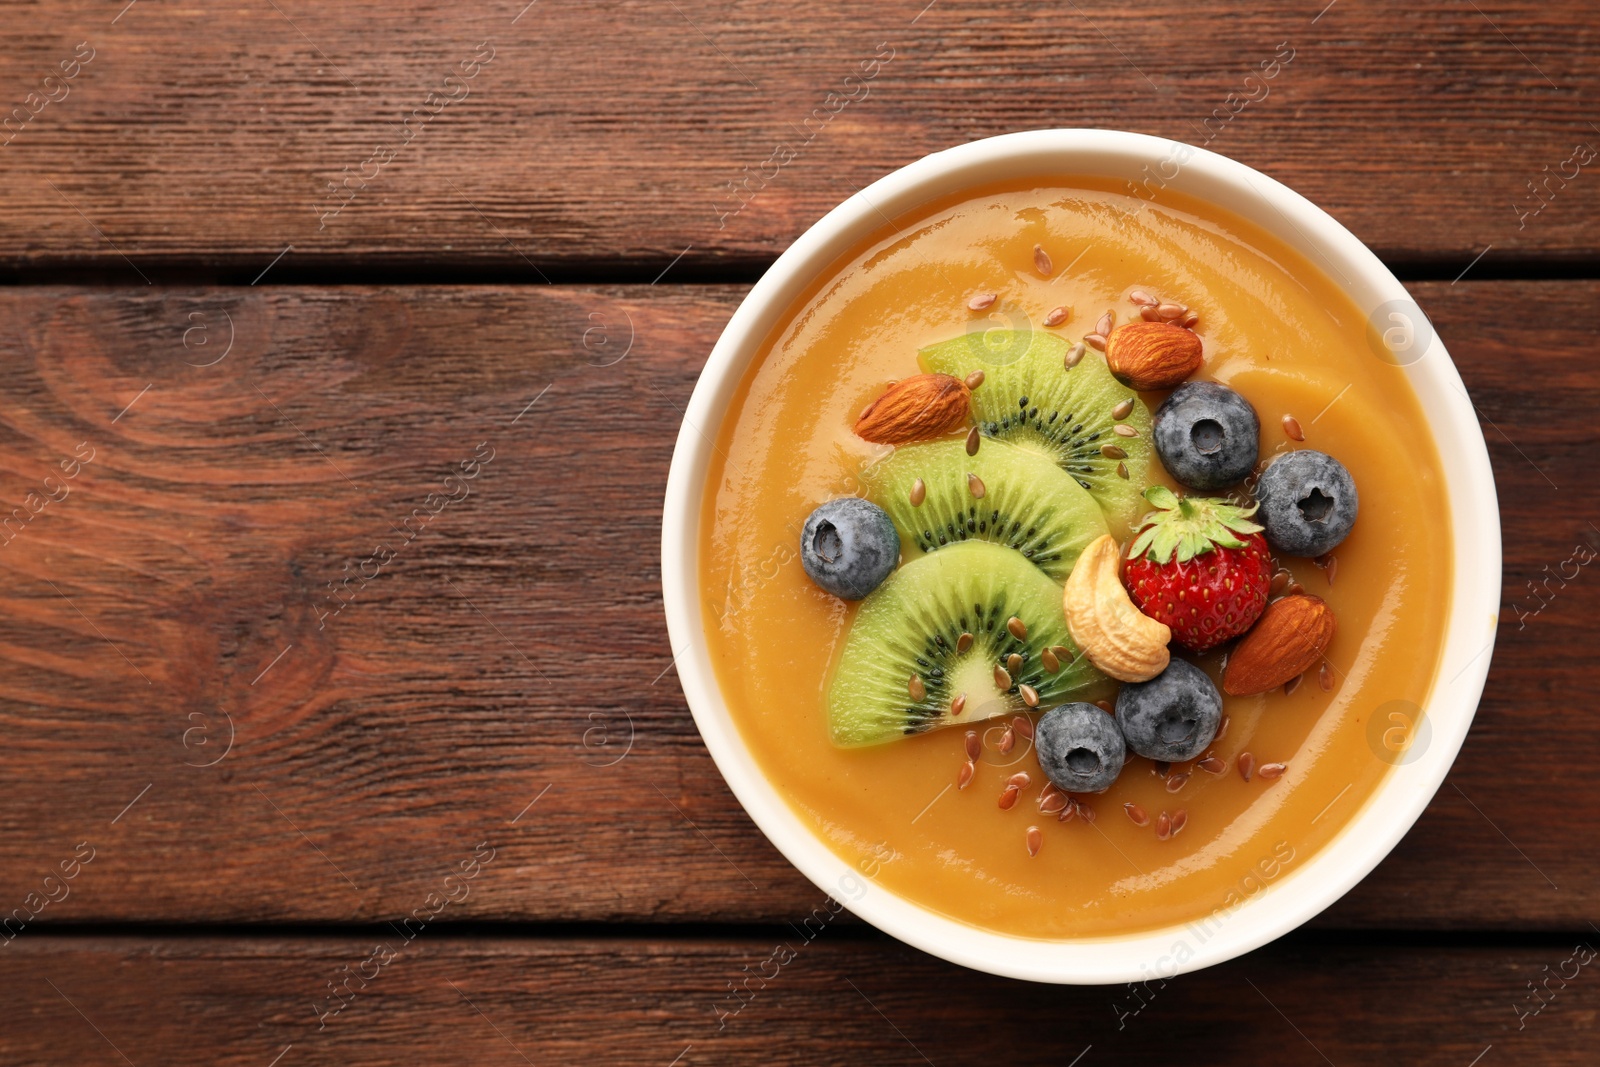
[[699, 179, 1451, 939]]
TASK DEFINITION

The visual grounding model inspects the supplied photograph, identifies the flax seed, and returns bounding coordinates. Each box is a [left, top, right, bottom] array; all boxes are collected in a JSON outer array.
[[1095, 700, 1114, 714], [998, 784, 1020, 810], [958, 759, 975, 789], [1085, 332, 1107, 351], [1117, 461, 1129, 479], [968, 472, 986, 499], [1041, 647, 1061, 673], [1007, 616, 1027, 640], [1216, 715, 1229, 741], [1065, 343, 1086, 369], [1238, 752, 1255, 782], [1101, 444, 1128, 459], [968, 292, 996, 311], [1112, 398, 1134, 420], [1019, 684, 1040, 708], [1045, 304, 1071, 327], [1197, 756, 1226, 775], [1166, 772, 1190, 793], [1040, 791, 1069, 815], [1319, 662, 1334, 691], [1130, 290, 1156, 307], [1114, 424, 1139, 437], [998, 727, 1016, 755], [1156, 302, 1184, 321], [958, 427, 978, 458], [994, 664, 1011, 690], [908, 674, 926, 701], [1180, 313, 1199, 330], [1096, 311, 1115, 336], [1057, 800, 1077, 823], [1076, 799, 1096, 823], [1026, 825, 1043, 856], [957, 632, 974, 654], [1008, 771, 1032, 789], [964, 730, 980, 760], [1326, 556, 1338, 586], [965, 370, 985, 390], [1171, 809, 1188, 835], [1140, 305, 1163, 322], [1007, 653, 1023, 675], [1270, 570, 1289, 596], [909, 478, 926, 507], [1287, 582, 1305, 597], [1012, 714, 1034, 741], [1124, 802, 1149, 826], [1282, 414, 1305, 442], [1155, 811, 1172, 840], [1259, 762, 1287, 780]]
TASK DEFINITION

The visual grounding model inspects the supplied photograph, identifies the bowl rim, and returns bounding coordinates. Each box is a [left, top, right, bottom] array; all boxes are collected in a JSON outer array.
[[660, 128, 1501, 985]]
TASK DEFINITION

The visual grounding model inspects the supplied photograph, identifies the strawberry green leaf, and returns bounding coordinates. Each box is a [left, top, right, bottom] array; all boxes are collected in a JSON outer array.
[[1126, 489, 1263, 565]]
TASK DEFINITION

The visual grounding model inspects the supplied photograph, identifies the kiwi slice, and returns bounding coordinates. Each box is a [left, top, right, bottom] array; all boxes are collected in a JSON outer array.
[[828, 540, 1103, 747], [920, 329, 1152, 533], [860, 437, 1108, 582]]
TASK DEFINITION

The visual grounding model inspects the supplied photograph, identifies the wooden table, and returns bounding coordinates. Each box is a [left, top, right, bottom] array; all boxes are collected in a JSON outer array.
[[0, 2, 1594, 1063]]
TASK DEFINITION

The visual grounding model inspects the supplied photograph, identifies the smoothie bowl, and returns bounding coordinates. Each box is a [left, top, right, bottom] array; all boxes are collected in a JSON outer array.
[[661, 130, 1499, 983]]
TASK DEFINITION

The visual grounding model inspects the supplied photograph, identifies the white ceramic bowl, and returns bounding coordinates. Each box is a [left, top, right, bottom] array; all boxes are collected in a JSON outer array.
[[660, 129, 1500, 984]]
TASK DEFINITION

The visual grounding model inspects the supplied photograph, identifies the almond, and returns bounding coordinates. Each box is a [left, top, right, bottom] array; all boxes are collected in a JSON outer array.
[[1104, 321, 1203, 390], [853, 373, 971, 444], [1223, 594, 1337, 696]]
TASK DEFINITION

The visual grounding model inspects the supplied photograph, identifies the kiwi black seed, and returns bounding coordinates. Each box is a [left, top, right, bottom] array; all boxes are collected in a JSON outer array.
[[827, 541, 1103, 747], [862, 438, 1108, 582], [920, 329, 1153, 534]]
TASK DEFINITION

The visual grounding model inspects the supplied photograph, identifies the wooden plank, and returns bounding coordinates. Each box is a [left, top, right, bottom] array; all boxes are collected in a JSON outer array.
[[0, 2, 1596, 272], [0, 280, 1592, 928], [1, 934, 1593, 1065]]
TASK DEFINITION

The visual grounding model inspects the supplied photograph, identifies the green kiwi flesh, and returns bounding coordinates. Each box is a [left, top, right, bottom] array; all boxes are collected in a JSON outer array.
[[919, 329, 1152, 534], [827, 540, 1103, 747], [860, 437, 1108, 582]]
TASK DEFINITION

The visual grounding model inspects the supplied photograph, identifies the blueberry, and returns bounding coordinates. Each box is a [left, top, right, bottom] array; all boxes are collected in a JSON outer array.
[[1035, 703, 1126, 794], [1115, 659, 1222, 763], [1255, 450, 1359, 557], [1153, 381, 1260, 491], [799, 498, 900, 599]]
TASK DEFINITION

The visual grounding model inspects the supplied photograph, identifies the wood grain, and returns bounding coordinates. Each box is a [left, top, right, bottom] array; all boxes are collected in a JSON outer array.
[[0, 280, 1592, 930], [2, 933, 1594, 1065], [0, 2, 1595, 274]]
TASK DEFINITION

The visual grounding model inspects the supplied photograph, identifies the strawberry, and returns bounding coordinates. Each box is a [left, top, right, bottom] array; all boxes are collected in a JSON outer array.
[[1122, 486, 1271, 653]]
